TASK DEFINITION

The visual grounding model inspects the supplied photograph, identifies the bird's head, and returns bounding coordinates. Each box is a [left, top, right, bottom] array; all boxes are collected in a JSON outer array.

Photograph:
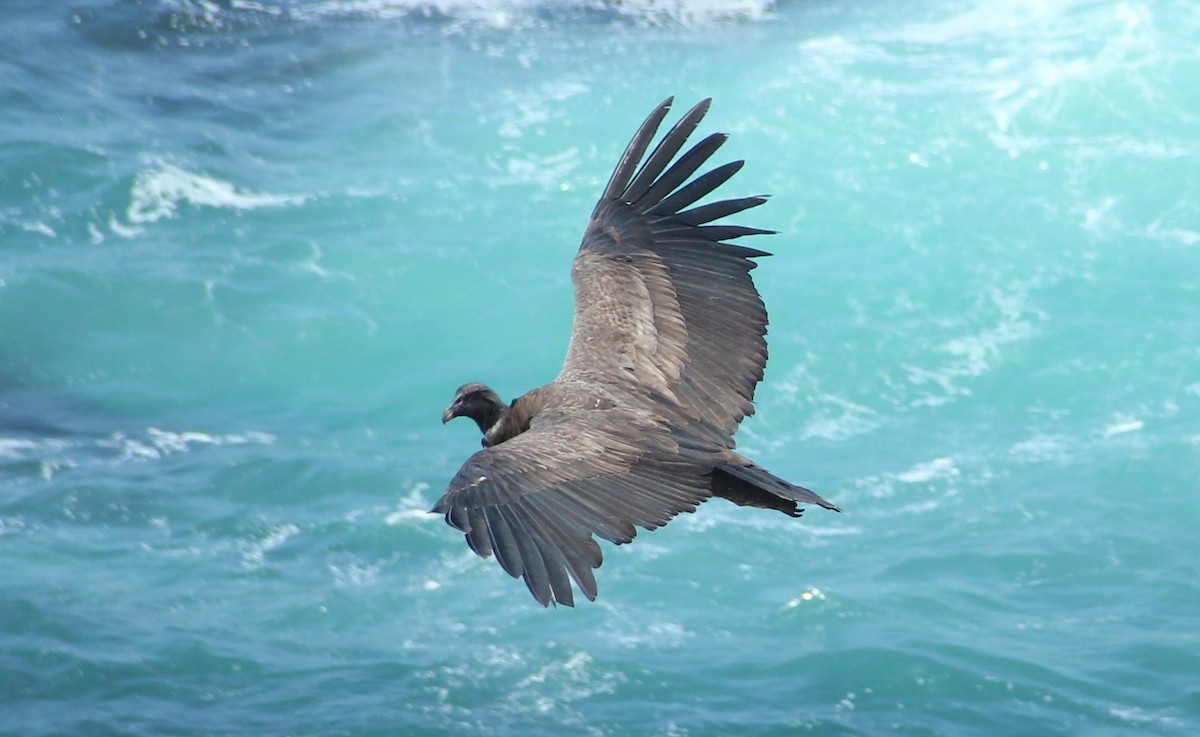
[[442, 382, 506, 435]]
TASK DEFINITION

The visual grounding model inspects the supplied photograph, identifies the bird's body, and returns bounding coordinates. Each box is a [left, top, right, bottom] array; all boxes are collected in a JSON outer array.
[[435, 98, 840, 606]]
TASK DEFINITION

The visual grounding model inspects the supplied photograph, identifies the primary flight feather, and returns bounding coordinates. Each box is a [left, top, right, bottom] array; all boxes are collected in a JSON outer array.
[[435, 97, 840, 607]]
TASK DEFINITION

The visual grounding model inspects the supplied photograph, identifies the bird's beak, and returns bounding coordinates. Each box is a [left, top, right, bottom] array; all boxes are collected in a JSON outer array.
[[441, 404, 459, 424]]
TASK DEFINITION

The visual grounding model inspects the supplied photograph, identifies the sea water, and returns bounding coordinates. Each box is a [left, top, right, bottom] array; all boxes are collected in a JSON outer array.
[[2, 1, 1198, 735]]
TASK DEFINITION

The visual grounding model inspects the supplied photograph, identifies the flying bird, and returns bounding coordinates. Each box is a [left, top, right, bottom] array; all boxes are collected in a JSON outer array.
[[435, 97, 840, 606]]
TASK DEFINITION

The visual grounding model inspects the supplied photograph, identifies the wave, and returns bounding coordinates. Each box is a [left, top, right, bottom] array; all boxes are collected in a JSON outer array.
[[284, 0, 779, 26], [0, 426, 277, 482], [75, 0, 777, 37], [123, 160, 306, 228]]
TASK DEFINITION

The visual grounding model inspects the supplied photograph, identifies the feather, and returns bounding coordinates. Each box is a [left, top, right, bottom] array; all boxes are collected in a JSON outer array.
[[433, 97, 841, 607]]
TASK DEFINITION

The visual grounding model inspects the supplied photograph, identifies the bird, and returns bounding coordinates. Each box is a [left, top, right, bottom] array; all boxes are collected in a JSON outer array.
[[434, 97, 840, 607]]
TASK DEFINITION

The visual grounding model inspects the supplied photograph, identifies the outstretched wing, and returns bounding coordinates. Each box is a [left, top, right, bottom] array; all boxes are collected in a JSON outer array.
[[434, 99, 778, 606], [433, 404, 718, 606], [560, 97, 773, 445]]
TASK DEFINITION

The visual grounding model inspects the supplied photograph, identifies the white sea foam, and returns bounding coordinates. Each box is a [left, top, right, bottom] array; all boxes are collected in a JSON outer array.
[[768, 365, 883, 445], [1, 438, 76, 483], [297, 242, 356, 282], [116, 427, 277, 460], [499, 147, 582, 189], [901, 284, 1041, 408], [0, 438, 50, 459], [385, 482, 433, 525], [494, 82, 588, 140], [385, 508, 431, 525], [287, 0, 775, 27], [241, 522, 301, 568], [841, 454, 981, 514], [1108, 705, 1185, 729], [124, 160, 305, 227], [330, 560, 383, 587], [611, 0, 775, 26], [0, 517, 27, 536], [1009, 434, 1073, 463], [1101, 418, 1143, 438], [1146, 221, 1200, 246], [783, 587, 827, 609], [2, 428, 277, 483], [799, 399, 882, 442], [896, 456, 959, 484], [19, 221, 57, 238]]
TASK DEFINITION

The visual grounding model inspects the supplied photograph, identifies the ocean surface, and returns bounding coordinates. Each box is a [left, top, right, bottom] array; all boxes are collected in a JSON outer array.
[[3, 0, 1199, 735]]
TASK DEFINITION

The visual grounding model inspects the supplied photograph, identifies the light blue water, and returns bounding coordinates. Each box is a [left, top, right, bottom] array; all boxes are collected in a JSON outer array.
[[3, 0, 1199, 735]]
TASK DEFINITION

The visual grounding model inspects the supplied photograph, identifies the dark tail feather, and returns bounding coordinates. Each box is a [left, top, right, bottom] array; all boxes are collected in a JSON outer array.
[[711, 462, 842, 516]]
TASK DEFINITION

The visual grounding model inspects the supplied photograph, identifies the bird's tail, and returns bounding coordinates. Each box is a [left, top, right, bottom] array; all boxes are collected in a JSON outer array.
[[712, 460, 842, 516]]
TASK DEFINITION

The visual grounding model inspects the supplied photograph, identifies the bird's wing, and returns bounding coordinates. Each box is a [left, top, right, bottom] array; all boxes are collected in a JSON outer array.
[[559, 97, 773, 444], [432, 403, 718, 607]]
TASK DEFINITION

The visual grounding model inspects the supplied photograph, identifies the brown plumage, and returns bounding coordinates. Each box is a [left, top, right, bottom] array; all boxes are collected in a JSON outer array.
[[435, 97, 840, 607]]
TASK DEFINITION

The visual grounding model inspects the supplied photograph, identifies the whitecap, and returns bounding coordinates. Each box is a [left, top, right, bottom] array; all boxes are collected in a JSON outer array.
[[494, 81, 588, 140], [1108, 705, 1184, 729], [0, 517, 27, 536], [1079, 195, 1118, 234], [783, 586, 827, 609], [0, 438, 45, 459], [19, 221, 57, 238], [145, 427, 275, 454], [290, 0, 775, 27], [107, 211, 142, 237], [385, 482, 433, 525], [1009, 434, 1073, 463], [109, 427, 277, 461], [2, 427, 277, 484], [1147, 221, 1200, 247], [330, 560, 382, 588], [1101, 418, 1143, 438], [385, 508, 432, 525], [899, 283, 1040, 408], [615, 0, 775, 25], [124, 160, 305, 226], [799, 403, 881, 442], [241, 522, 301, 568], [896, 456, 958, 484]]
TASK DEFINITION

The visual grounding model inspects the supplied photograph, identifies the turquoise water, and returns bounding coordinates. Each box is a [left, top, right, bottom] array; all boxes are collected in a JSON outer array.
[[3, 0, 1199, 734]]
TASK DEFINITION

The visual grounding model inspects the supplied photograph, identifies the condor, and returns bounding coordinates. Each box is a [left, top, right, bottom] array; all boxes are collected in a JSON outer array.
[[435, 98, 840, 607]]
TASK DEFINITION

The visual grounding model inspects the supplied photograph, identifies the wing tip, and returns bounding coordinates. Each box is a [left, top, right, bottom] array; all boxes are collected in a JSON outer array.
[[683, 97, 712, 121]]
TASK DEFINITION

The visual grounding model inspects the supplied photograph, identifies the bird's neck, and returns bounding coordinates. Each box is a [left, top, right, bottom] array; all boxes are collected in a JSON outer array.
[[481, 395, 537, 448], [476, 401, 509, 445]]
